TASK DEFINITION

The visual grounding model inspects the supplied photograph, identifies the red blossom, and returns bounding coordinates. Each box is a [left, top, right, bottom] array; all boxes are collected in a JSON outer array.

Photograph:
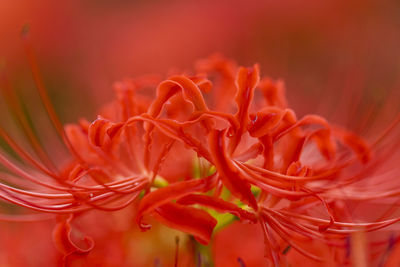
[[1, 50, 400, 266]]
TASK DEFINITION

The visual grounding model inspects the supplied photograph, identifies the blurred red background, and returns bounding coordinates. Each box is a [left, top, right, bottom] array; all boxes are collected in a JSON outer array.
[[2, 0, 399, 123]]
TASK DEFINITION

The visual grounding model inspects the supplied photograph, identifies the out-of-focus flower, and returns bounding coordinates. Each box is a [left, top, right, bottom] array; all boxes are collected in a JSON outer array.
[[1, 40, 400, 266]]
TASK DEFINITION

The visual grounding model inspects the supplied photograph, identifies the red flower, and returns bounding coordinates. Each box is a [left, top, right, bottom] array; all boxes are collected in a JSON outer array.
[[1, 48, 400, 266]]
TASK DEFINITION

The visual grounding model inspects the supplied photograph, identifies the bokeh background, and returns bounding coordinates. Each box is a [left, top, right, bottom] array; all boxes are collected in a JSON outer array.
[[2, 0, 400, 124]]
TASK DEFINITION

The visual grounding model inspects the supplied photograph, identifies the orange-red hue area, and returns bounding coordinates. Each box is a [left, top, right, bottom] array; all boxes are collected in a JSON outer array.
[[1, 53, 400, 266], [2, 0, 400, 120]]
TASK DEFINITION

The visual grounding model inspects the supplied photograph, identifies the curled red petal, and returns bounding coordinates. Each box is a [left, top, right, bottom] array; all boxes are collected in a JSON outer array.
[[248, 107, 284, 138], [88, 116, 124, 151], [259, 135, 274, 169], [270, 108, 297, 139], [189, 110, 240, 133], [230, 64, 260, 153], [138, 115, 213, 162], [65, 123, 99, 164], [195, 54, 238, 111], [234, 143, 263, 162], [209, 129, 258, 210], [310, 128, 336, 161], [143, 76, 212, 168], [259, 78, 288, 108], [52, 215, 94, 256], [235, 65, 260, 129], [177, 194, 257, 223], [88, 116, 111, 148], [274, 114, 330, 141], [136, 174, 217, 229], [195, 54, 237, 81], [148, 75, 209, 119], [188, 75, 213, 93], [154, 202, 217, 245], [334, 127, 371, 163]]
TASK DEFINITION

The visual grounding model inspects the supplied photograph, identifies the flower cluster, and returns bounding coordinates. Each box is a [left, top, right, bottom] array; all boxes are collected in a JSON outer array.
[[1, 52, 400, 266]]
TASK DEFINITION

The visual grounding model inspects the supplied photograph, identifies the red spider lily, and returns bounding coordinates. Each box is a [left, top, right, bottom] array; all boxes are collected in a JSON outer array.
[[1, 34, 400, 266]]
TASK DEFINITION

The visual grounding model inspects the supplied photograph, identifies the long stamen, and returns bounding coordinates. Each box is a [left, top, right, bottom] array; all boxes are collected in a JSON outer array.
[[0, 126, 55, 177], [149, 140, 174, 189], [0, 67, 59, 174], [21, 27, 85, 166]]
